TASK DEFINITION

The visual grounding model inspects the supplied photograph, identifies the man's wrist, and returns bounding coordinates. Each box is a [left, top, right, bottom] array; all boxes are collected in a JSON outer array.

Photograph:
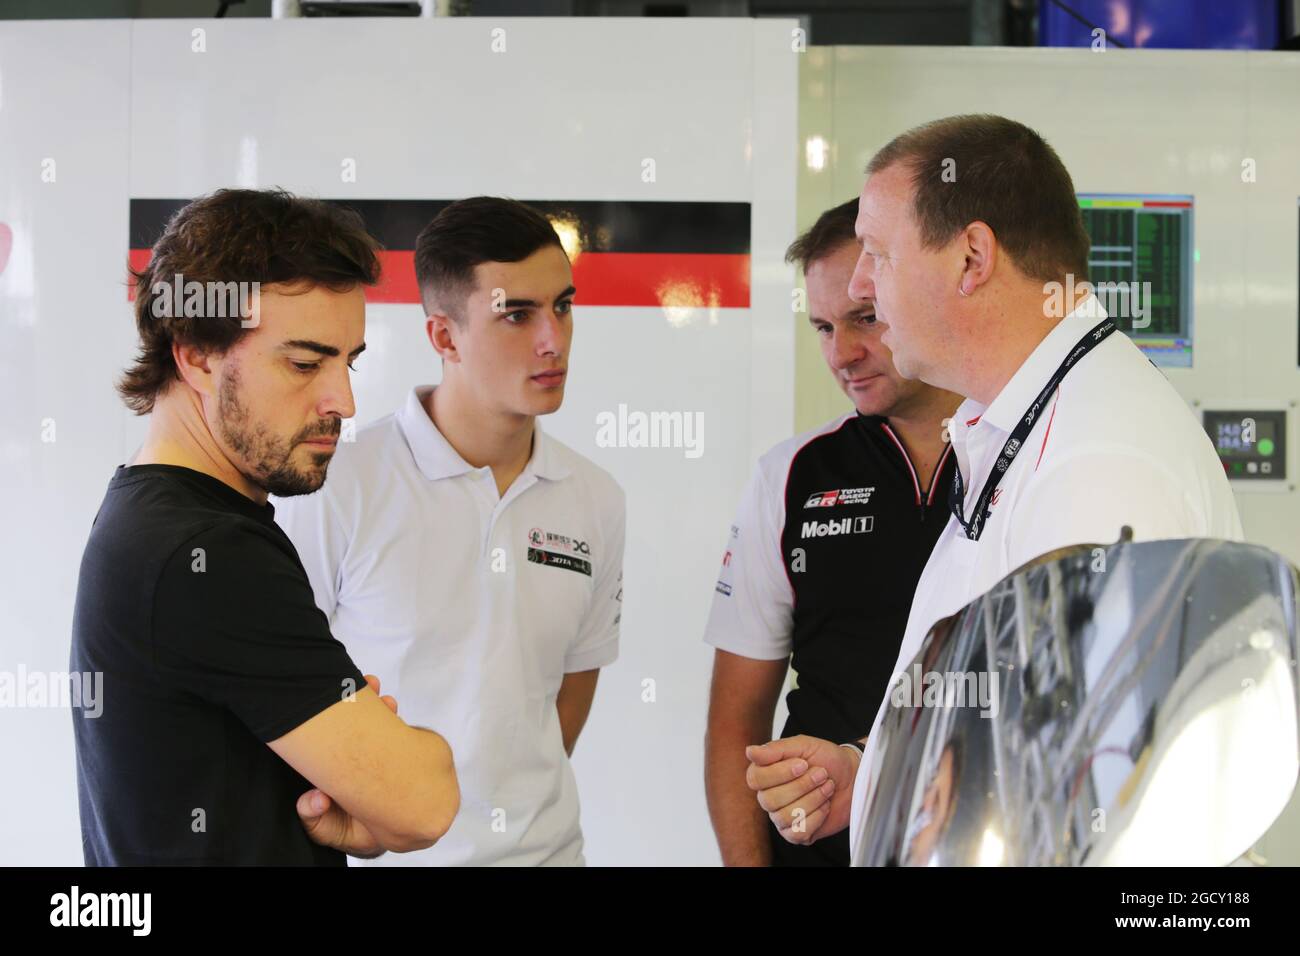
[[839, 740, 865, 771]]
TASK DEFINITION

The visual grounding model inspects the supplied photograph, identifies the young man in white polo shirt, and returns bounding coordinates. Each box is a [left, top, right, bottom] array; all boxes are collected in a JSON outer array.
[[745, 114, 1243, 861], [275, 197, 626, 866]]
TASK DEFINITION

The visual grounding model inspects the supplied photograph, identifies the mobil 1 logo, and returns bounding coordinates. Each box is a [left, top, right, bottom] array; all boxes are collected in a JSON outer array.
[[800, 515, 874, 539]]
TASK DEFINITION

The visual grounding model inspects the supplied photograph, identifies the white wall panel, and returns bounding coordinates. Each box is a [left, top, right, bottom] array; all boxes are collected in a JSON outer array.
[[0, 20, 134, 869]]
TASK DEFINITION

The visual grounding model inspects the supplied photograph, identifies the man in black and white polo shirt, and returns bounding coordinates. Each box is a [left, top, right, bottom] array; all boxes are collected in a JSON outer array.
[[703, 199, 962, 866], [275, 198, 626, 866]]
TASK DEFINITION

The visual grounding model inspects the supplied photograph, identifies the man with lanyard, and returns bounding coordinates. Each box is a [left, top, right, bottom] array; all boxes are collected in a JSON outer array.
[[275, 197, 626, 866], [703, 198, 962, 866], [746, 115, 1242, 858]]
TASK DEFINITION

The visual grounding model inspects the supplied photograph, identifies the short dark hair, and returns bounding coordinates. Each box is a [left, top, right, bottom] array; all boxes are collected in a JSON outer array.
[[413, 197, 564, 320], [785, 198, 859, 272], [119, 188, 381, 415], [865, 114, 1090, 283]]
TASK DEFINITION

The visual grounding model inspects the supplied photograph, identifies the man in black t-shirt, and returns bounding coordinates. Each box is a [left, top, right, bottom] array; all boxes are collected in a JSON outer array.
[[71, 189, 460, 865], [703, 199, 962, 866]]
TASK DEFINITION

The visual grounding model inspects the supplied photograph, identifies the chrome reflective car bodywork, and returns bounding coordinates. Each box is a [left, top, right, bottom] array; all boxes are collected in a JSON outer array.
[[853, 537, 1300, 866]]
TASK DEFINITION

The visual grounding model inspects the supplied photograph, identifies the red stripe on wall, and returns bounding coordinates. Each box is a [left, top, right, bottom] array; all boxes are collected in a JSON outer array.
[[372, 250, 418, 303], [126, 248, 151, 298], [128, 249, 750, 308], [571, 252, 750, 308]]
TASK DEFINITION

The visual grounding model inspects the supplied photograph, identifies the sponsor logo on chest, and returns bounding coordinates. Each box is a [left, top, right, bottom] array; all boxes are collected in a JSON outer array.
[[528, 527, 590, 555], [527, 527, 592, 576], [800, 515, 874, 539], [803, 486, 875, 509]]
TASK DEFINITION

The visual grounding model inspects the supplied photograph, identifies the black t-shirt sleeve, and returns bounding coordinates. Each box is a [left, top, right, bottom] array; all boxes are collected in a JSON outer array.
[[151, 519, 367, 743]]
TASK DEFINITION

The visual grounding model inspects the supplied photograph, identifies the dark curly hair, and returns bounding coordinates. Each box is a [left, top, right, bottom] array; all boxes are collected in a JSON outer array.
[[119, 188, 381, 414]]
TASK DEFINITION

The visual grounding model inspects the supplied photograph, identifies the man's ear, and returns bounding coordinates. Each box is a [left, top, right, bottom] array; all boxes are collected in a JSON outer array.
[[172, 340, 217, 398], [426, 312, 460, 364], [959, 220, 997, 295]]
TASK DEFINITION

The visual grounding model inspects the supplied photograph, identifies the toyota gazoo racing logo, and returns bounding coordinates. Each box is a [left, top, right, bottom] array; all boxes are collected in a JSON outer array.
[[801, 515, 874, 538], [803, 486, 875, 509]]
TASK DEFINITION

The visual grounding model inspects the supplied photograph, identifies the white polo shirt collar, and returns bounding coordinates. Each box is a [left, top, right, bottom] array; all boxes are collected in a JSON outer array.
[[946, 296, 1105, 492], [960, 294, 1105, 436], [396, 385, 572, 484]]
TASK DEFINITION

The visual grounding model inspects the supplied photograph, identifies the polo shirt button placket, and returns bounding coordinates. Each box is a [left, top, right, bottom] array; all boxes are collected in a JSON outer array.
[[478, 469, 499, 558]]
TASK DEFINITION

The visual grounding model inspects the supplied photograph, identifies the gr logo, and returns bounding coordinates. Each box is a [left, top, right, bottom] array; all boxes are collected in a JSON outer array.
[[800, 516, 874, 539]]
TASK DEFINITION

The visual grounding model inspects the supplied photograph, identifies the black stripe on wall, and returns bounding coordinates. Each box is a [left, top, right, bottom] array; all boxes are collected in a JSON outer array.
[[130, 198, 750, 255]]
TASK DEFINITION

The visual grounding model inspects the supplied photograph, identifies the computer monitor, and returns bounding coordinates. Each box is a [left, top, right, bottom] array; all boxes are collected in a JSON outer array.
[[1077, 193, 1194, 368]]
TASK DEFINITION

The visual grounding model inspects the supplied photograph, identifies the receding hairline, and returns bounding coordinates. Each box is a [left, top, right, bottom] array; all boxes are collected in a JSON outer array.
[[859, 154, 917, 199]]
